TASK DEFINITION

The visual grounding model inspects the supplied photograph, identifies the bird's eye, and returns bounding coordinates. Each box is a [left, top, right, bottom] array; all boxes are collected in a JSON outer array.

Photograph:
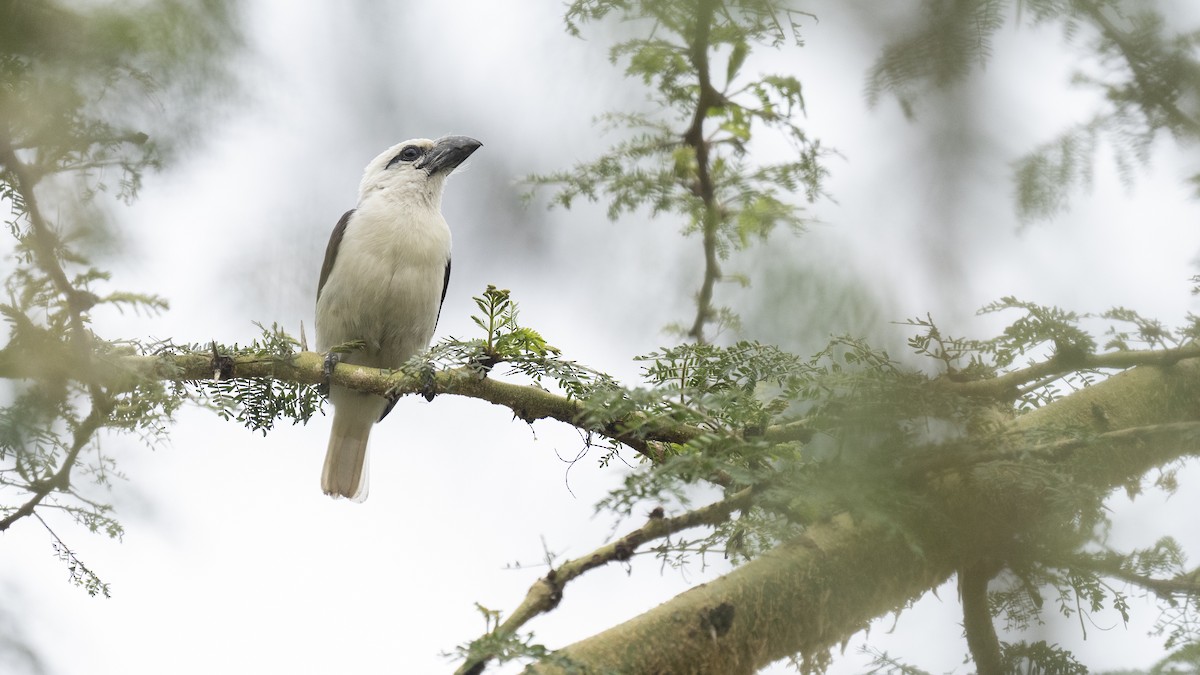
[[386, 145, 424, 169]]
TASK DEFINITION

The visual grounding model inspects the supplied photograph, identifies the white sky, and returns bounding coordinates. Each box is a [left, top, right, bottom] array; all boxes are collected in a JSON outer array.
[[3, 1, 1200, 674]]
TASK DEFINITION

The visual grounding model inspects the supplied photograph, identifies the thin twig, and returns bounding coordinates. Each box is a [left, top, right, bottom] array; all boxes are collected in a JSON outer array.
[[0, 405, 106, 532], [684, 0, 723, 344]]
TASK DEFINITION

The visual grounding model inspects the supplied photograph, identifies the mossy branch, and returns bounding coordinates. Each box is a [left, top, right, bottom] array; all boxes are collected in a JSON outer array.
[[54, 350, 707, 456]]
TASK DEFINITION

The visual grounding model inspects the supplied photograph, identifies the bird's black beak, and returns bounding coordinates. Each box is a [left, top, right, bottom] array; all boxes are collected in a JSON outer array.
[[417, 135, 482, 175]]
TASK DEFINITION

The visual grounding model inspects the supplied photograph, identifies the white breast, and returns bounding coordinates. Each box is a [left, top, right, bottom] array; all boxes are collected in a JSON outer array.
[[315, 196, 451, 368]]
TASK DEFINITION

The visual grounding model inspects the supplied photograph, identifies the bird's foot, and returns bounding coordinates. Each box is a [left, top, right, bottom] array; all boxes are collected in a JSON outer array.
[[420, 363, 437, 402], [320, 351, 340, 398]]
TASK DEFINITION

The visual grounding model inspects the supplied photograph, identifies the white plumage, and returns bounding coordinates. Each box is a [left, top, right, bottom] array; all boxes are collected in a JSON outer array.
[[315, 135, 480, 501]]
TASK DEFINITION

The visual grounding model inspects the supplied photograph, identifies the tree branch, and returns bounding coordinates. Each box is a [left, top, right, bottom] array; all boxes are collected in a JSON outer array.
[[59, 350, 712, 457], [0, 404, 106, 532], [1078, 0, 1200, 137], [684, 0, 722, 344], [526, 512, 957, 675], [959, 561, 1003, 675], [456, 487, 754, 675], [4, 329, 1200, 669], [937, 343, 1200, 399], [1075, 554, 1200, 601]]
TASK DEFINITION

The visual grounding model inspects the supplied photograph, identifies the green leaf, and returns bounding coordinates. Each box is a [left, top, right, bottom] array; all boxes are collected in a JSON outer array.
[[726, 40, 749, 84]]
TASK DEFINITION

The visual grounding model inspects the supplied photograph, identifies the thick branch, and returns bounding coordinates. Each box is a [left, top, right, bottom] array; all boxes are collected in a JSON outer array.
[[457, 488, 754, 675]]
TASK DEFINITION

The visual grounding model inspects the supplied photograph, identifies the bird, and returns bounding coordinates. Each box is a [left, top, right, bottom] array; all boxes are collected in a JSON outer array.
[[315, 135, 481, 501]]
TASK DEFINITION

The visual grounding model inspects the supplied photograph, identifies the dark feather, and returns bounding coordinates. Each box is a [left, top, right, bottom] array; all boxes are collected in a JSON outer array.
[[317, 209, 355, 300], [379, 396, 399, 422], [436, 258, 451, 327]]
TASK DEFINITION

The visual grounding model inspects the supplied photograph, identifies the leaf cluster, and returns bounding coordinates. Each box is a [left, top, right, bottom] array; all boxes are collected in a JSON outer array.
[[185, 324, 325, 435], [865, 0, 1200, 221], [428, 286, 617, 403], [532, 0, 830, 337]]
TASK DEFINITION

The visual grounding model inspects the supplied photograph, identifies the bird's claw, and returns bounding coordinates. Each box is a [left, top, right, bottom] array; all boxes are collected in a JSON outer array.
[[420, 365, 437, 402], [320, 352, 340, 398]]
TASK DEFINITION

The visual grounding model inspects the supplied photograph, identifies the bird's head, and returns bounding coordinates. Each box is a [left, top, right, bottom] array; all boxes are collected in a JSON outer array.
[[358, 135, 482, 207]]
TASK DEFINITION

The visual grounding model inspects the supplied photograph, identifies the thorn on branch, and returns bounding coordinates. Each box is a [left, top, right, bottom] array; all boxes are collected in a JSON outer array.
[[210, 342, 234, 380]]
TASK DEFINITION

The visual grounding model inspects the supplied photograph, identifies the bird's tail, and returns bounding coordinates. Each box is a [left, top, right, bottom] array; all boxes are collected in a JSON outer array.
[[321, 391, 385, 502]]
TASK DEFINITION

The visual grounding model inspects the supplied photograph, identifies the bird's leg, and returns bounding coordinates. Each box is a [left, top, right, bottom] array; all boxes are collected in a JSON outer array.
[[320, 351, 340, 399], [419, 361, 438, 402]]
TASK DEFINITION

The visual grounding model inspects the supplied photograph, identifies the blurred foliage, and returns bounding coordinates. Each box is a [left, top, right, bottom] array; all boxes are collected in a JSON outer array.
[[0, 0, 241, 598], [866, 0, 1200, 221], [529, 0, 829, 342]]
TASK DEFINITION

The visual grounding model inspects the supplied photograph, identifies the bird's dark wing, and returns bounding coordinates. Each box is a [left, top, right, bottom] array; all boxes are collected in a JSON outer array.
[[435, 258, 451, 328], [317, 209, 355, 300]]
